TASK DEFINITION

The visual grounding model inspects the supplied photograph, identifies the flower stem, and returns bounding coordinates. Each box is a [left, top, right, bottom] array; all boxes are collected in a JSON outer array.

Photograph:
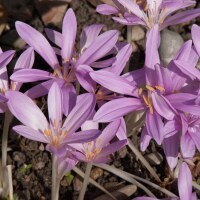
[[78, 163, 92, 200], [2, 111, 13, 196], [51, 155, 60, 200]]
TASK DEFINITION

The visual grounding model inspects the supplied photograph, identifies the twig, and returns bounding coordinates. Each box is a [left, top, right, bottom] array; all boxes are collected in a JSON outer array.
[[129, 172, 177, 197], [51, 155, 60, 200], [78, 163, 92, 200], [192, 181, 200, 191], [128, 139, 161, 182], [73, 167, 117, 200], [95, 163, 156, 197], [2, 111, 13, 196]]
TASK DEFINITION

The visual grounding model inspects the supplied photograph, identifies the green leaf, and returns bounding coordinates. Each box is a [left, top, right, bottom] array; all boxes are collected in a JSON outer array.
[[19, 164, 32, 174]]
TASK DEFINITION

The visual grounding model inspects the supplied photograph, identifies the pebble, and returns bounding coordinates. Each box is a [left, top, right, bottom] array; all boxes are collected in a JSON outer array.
[[39, 144, 45, 151], [159, 29, 184, 65], [35, 161, 45, 170], [118, 147, 128, 159], [73, 177, 83, 192], [90, 167, 104, 180], [144, 152, 163, 166], [131, 26, 145, 41]]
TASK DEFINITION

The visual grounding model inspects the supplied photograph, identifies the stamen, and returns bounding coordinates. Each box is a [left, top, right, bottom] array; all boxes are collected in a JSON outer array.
[[155, 85, 165, 91], [138, 88, 143, 95], [53, 119, 58, 129], [146, 85, 155, 92], [44, 129, 52, 136], [11, 81, 16, 90], [53, 136, 59, 146], [1, 87, 5, 95]]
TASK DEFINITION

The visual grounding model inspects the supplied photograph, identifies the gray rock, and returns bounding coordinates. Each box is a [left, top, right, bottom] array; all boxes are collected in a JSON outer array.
[[159, 29, 184, 65], [131, 26, 145, 41]]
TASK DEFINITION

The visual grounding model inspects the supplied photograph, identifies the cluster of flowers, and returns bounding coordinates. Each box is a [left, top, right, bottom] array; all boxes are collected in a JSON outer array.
[[1, 0, 200, 199]]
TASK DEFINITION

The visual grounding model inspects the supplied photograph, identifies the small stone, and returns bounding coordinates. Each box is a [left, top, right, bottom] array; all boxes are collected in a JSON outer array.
[[118, 147, 127, 159], [73, 177, 83, 192], [159, 29, 184, 65], [35, 162, 45, 170], [90, 167, 104, 180], [131, 26, 145, 41], [13, 151, 25, 163], [39, 144, 45, 151], [144, 152, 163, 166], [35, 0, 69, 26]]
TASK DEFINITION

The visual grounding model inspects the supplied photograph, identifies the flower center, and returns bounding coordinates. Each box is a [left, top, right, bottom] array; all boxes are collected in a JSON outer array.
[[43, 119, 68, 147]]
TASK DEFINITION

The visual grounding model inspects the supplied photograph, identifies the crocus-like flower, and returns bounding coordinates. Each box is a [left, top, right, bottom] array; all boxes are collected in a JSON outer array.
[[6, 82, 100, 155], [11, 8, 119, 116], [97, 0, 200, 31], [163, 113, 200, 170], [71, 119, 127, 163], [90, 25, 200, 146], [0, 47, 34, 112], [133, 162, 197, 200]]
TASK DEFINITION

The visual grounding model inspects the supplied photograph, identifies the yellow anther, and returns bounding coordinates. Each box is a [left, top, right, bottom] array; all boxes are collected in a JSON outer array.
[[58, 65, 64, 71], [155, 85, 165, 92], [149, 104, 154, 114], [44, 129, 52, 136], [62, 130, 68, 138], [53, 119, 57, 129], [143, 95, 154, 114], [138, 88, 143, 95], [53, 136, 59, 146], [1, 87, 5, 95], [142, 95, 149, 106], [11, 81, 16, 90], [146, 85, 155, 92], [52, 70, 58, 77]]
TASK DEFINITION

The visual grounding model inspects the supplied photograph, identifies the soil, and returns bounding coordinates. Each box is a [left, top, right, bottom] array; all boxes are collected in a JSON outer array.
[[0, 0, 200, 199]]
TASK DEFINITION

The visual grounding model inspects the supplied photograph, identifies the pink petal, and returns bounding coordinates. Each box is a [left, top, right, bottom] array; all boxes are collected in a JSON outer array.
[[90, 70, 134, 96], [93, 97, 144, 122], [48, 82, 63, 126], [13, 125, 48, 143], [11, 69, 52, 83], [15, 21, 58, 69], [6, 91, 49, 131], [63, 93, 96, 134], [178, 162, 192, 200], [62, 8, 77, 61]]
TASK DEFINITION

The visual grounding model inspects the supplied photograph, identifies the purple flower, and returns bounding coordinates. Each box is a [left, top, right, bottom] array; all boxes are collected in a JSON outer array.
[[71, 119, 127, 163], [90, 26, 200, 147], [133, 162, 197, 200], [97, 0, 200, 31], [0, 47, 34, 113], [11, 9, 119, 116], [163, 113, 200, 169], [6, 82, 100, 155]]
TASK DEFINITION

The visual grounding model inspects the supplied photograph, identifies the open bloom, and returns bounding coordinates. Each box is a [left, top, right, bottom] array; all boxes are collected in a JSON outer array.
[[0, 47, 34, 112], [71, 119, 127, 163], [90, 25, 200, 147], [163, 113, 200, 169], [97, 0, 200, 31], [11, 8, 119, 116], [133, 162, 197, 200], [6, 82, 100, 155]]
